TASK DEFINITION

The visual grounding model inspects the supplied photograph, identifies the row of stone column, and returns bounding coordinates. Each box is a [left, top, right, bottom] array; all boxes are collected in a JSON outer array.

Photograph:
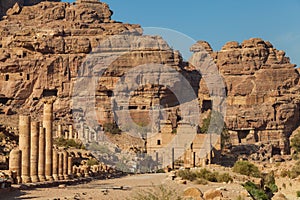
[[55, 124, 79, 140], [9, 102, 73, 184]]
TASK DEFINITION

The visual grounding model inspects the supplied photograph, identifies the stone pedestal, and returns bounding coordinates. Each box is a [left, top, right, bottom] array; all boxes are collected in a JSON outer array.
[[9, 148, 22, 184]]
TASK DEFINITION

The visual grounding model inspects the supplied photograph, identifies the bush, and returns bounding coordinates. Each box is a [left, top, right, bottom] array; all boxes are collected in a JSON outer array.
[[178, 168, 232, 183], [103, 123, 121, 134], [263, 171, 278, 193], [297, 191, 300, 197], [232, 161, 261, 178], [243, 181, 269, 200], [54, 137, 85, 149], [155, 169, 165, 173], [86, 158, 99, 166], [177, 169, 197, 181], [217, 173, 233, 183], [128, 185, 183, 200]]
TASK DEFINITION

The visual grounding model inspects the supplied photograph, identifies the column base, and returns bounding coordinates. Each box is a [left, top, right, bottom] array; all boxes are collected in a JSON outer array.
[[38, 175, 46, 182], [45, 175, 54, 182], [58, 175, 64, 180], [63, 175, 69, 180], [53, 174, 59, 181], [21, 176, 31, 183], [16, 177, 22, 184], [31, 176, 39, 183]]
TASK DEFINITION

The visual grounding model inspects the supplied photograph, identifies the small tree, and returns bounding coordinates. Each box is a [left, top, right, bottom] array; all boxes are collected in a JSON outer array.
[[233, 161, 261, 178]]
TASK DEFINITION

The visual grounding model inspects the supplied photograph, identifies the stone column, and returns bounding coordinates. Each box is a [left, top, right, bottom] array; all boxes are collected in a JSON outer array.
[[19, 115, 31, 183], [58, 152, 64, 180], [30, 121, 39, 183], [69, 125, 73, 139], [9, 147, 22, 184], [68, 156, 73, 179], [64, 131, 68, 140], [85, 128, 90, 143], [57, 124, 62, 138], [43, 101, 54, 181], [52, 149, 59, 181], [38, 126, 46, 182], [63, 151, 69, 179]]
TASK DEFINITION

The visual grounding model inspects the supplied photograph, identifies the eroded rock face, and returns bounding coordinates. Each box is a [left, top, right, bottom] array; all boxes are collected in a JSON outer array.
[[0, 0, 299, 156], [195, 38, 300, 154], [0, 0, 61, 18], [0, 0, 184, 130]]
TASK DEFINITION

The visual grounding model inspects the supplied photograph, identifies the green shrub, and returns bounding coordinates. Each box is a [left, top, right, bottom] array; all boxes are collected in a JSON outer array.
[[128, 185, 183, 200], [243, 181, 269, 200], [205, 172, 218, 182], [232, 161, 261, 178], [54, 137, 85, 149], [103, 123, 121, 134], [86, 158, 99, 166], [266, 183, 278, 194], [217, 172, 233, 183], [171, 128, 177, 134], [177, 169, 197, 181], [178, 168, 232, 183], [155, 169, 165, 173], [297, 191, 300, 197], [263, 171, 278, 193]]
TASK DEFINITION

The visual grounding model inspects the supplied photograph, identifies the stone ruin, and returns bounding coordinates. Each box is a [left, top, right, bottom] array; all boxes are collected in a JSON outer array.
[[0, 0, 299, 170], [8, 99, 113, 184]]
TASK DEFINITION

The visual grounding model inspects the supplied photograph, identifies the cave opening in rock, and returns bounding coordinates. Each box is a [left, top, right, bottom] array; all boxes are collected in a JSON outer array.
[[0, 97, 10, 104], [202, 100, 212, 112], [42, 89, 58, 97], [237, 130, 250, 144]]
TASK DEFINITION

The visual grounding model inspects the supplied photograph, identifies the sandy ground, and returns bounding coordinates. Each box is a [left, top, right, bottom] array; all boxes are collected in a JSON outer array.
[[1, 173, 253, 200]]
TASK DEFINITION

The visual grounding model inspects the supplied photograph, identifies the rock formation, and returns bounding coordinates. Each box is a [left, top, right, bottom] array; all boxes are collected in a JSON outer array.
[[0, 0, 299, 168], [0, 0, 60, 18], [195, 38, 300, 154]]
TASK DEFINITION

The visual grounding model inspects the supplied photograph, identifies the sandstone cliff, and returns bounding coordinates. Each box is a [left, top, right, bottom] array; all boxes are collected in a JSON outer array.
[[0, 0, 61, 18], [0, 0, 299, 156], [193, 38, 300, 154]]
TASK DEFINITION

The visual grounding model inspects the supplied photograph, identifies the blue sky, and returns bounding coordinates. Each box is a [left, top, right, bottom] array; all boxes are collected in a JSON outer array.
[[63, 0, 300, 67]]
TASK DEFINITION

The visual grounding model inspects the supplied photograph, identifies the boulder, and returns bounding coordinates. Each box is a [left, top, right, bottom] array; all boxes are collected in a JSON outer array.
[[183, 187, 203, 200], [203, 189, 223, 200]]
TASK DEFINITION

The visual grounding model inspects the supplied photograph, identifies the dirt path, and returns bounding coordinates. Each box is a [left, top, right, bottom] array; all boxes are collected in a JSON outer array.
[[1, 173, 253, 200]]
